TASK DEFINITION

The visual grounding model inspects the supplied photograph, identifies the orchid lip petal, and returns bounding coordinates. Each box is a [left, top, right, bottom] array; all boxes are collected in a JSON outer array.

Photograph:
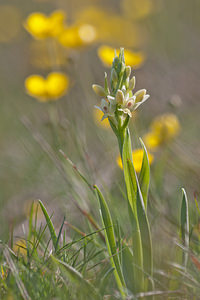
[[118, 108, 132, 117]]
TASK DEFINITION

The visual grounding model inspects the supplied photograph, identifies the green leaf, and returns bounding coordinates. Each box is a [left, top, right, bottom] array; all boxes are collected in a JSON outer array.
[[180, 188, 189, 269], [122, 129, 136, 212], [121, 243, 135, 293], [135, 177, 154, 294], [28, 202, 34, 243], [127, 159, 153, 293], [55, 216, 65, 251], [139, 138, 150, 210], [122, 130, 153, 294], [38, 200, 57, 251], [94, 185, 127, 298], [122, 130, 144, 292]]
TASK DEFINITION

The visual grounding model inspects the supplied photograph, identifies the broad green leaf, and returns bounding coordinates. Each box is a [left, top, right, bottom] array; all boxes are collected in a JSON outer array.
[[122, 130, 144, 292], [94, 185, 127, 298], [139, 138, 150, 210], [180, 188, 189, 269], [121, 243, 135, 293], [38, 200, 57, 251], [122, 130, 153, 294], [122, 129, 136, 212], [127, 160, 153, 294], [52, 256, 101, 300]]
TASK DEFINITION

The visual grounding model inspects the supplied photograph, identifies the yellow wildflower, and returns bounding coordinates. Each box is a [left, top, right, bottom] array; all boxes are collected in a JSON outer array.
[[117, 148, 154, 173], [13, 239, 27, 257], [25, 72, 69, 102], [24, 10, 66, 39], [143, 113, 180, 150], [143, 132, 160, 150], [78, 24, 96, 44], [98, 45, 145, 68], [58, 24, 96, 48], [93, 109, 110, 129], [49, 10, 66, 37], [1, 265, 6, 279]]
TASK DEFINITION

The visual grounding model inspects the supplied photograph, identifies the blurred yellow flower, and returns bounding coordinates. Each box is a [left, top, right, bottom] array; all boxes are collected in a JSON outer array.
[[58, 24, 96, 48], [143, 113, 180, 150], [98, 46, 145, 68], [75, 7, 146, 48], [0, 5, 21, 43], [13, 239, 27, 257], [24, 10, 66, 39], [93, 109, 110, 129], [25, 72, 69, 102], [78, 24, 97, 44], [117, 148, 154, 173], [143, 132, 160, 150]]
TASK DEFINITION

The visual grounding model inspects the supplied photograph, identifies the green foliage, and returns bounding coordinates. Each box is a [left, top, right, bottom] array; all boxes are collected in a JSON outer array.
[[94, 185, 127, 298], [180, 188, 189, 269], [39, 200, 57, 251]]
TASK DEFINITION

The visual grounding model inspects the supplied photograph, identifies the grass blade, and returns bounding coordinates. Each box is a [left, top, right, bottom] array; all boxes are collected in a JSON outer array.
[[94, 185, 127, 298], [38, 200, 57, 251], [122, 130, 153, 294], [139, 138, 150, 210], [52, 256, 101, 300], [122, 130, 144, 292], [55, 216, 65, 251], [180, 188, 189, 269], [127, 159, 153, 294]]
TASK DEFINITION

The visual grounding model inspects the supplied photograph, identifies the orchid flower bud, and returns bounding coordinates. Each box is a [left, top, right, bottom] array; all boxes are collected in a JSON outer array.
[[92, 84, 107, 97]]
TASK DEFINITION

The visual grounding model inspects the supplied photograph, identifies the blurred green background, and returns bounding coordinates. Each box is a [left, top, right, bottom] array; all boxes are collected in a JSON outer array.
[[0, 0, 200, 246]]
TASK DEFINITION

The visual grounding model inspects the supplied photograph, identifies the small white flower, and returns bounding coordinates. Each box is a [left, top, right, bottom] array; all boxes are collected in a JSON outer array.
[[95, 97, 116, 120], [117, 88, 150, 117], [118, 95, 136, 117]]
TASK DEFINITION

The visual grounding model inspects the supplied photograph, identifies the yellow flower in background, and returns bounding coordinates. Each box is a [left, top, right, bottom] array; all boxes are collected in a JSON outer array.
[[117, 149, 154, 173], [93, 109, 110, 129], [25, 72, 69, 102], [78, 24, 97, 44], [151, 114, 180, 137], [49, 10, 66, 37], [13, 239, 27, 257], [98, 46, 145, 68], [74, 7, 146, 48], [24, 10, 66, 39], [143, 131, 160, 150], [58, 24, 96, 48], [143, 113, 180, 150]]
